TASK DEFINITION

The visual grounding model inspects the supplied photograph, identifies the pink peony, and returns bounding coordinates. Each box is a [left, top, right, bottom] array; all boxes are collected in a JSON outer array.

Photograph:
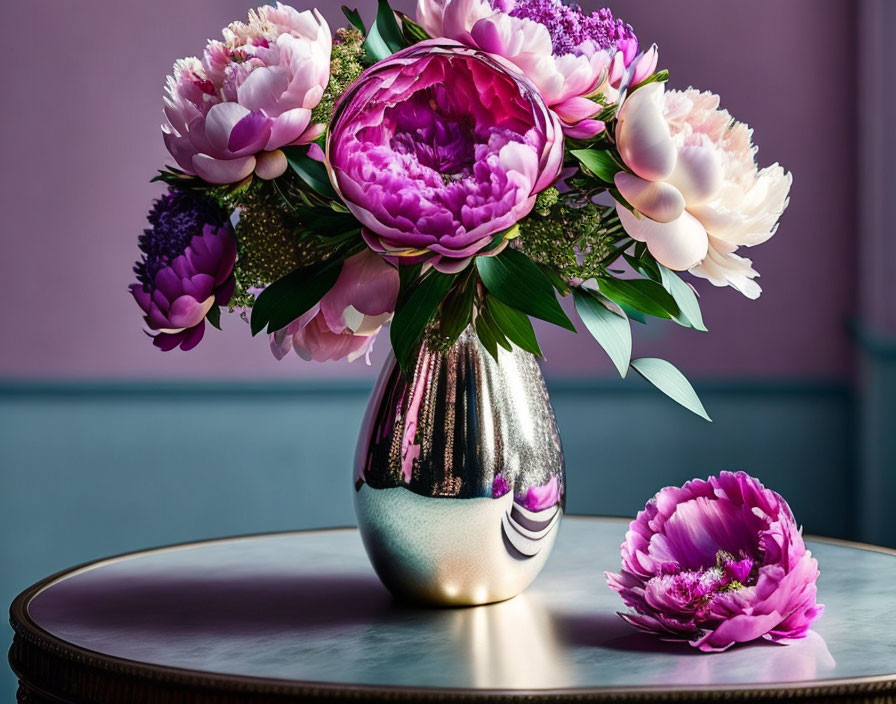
[[613, 83, 792, 298], [269, 249, 400, 363], [607, 471, 823, 652], [162, 3, 331, 185], [416, 0, 656, 138], [327, 40, 562, 273]]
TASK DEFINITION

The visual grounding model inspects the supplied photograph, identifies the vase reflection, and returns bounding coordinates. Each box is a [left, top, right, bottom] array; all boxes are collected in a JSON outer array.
[[451, 593, 571, 689]]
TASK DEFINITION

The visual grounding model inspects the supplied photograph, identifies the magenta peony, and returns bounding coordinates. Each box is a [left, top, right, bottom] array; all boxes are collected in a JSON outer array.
[[130, 189, 236, 351], [607, 471, 823, 652], [613, 84, 792, 297], [162, 3, 331, 185], [327, 40, 562, 274], [270, 249, 400, 363], [416, 0, 654, 138]]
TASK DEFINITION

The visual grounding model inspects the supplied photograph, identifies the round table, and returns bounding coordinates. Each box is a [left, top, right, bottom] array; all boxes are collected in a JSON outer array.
[[8, 517, 896, 703]]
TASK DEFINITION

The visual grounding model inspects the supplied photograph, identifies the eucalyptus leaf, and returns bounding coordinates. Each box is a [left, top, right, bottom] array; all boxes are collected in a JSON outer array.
[[364, 0, 407, 62], [659, 265, 708, 332], [250, 258, 343, 336], [571, 148, 622, 183], [619, 302, 647, 324], [598, 277, 680, 320], [630, 357, 711, 421], [573, 288, 631, 377], [282, 146, 338, 199], [487, 297, 542, 357], [390, 272, 455, 374], [476, 248, 576, 332]]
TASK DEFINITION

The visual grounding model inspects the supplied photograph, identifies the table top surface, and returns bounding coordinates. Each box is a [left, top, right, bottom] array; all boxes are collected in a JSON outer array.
[[9, 517, 896, 701]]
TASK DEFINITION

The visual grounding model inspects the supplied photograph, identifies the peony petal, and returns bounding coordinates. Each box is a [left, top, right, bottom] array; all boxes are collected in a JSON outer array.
[[165, 294, 215, 330], [254, 149, 288, 180], [616, 83, 677, 182], [629, 44, 659, 86], [563, 119, 605, 139], [554, 96, 601, 123], [616, 203, 709, 270], [265, 107, 312, 150], [615, 172, 686, 223], [203, 102, 252, 154], [191, 153, 256, 185], [236, 66, 291, 114], [667, 145, 723, 206]]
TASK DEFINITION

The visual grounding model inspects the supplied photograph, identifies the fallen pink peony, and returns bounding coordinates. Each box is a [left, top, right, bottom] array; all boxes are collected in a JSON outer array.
[[607, 471, 823, 652]]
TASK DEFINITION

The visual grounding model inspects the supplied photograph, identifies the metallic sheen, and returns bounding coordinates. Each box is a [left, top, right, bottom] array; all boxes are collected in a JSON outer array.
[[354, 326, 566, 606]]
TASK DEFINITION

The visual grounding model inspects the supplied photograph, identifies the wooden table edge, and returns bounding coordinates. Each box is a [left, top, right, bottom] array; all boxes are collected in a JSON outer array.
[[9, 517, 896, 703]]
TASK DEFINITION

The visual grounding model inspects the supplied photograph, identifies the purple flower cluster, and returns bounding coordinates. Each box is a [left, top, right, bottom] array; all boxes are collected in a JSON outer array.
[[130, 189, 236, 351], [508, 0, 636, 57]]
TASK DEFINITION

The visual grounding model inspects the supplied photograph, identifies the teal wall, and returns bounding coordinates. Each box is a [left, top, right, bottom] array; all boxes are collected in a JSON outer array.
[[0, 377, 859, 701]]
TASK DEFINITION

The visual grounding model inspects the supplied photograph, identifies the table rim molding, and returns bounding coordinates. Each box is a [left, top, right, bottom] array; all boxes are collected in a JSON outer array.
[[8, 517, 896, 703]]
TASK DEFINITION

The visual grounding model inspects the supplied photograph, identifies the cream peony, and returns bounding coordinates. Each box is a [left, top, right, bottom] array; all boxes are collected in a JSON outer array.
[[613, 83, 792, 298]]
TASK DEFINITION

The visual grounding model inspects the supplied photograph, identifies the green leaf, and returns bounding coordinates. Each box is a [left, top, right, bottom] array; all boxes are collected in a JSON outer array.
[[250, 259, 342, 336], [341, 5, 367, 34], [659, 265, 708, 332], [398, 262, 422, 293], [282, 147, 338, 199], [438, 275, 476, 346], [598, 277, 680, 320], [573, 288, 631, 377], [398, 11, 430, 42], [364, 0, 407, 62], [205, 305, 222, 331], [571, 148, 622, 183], [391, 272, 455, 374], [487, 297, 542, 356], [630, 358, 711, 421], [630, 68, 669, 91], [476, 248, 576, 332], [624, 253, 662, 283], [538, 264, 572, 296], [474, 305, 510, 361]]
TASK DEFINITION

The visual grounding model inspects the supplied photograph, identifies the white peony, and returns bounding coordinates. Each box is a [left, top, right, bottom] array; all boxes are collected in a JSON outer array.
[[613, 83, 792, 299]]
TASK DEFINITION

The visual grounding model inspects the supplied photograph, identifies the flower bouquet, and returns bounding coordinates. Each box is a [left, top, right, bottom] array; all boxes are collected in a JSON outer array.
[[131, 0, 792, 606]]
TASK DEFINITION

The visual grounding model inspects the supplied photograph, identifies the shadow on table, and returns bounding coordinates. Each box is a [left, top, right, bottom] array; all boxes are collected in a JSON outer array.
[[553, 610, 702, 654], [30, 571, 401, 636]]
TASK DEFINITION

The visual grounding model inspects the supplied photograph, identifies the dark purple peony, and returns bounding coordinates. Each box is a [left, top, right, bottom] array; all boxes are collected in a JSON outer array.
[[130, 189, 236, 351], [607, 471, 823, 652]]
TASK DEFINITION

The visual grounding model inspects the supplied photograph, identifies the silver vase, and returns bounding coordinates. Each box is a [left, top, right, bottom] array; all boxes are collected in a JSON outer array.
[[354, 326, 565, 606]]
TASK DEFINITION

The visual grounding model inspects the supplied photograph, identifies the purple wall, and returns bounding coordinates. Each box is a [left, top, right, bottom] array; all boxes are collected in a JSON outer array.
[[0, 0, 855, 380]]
